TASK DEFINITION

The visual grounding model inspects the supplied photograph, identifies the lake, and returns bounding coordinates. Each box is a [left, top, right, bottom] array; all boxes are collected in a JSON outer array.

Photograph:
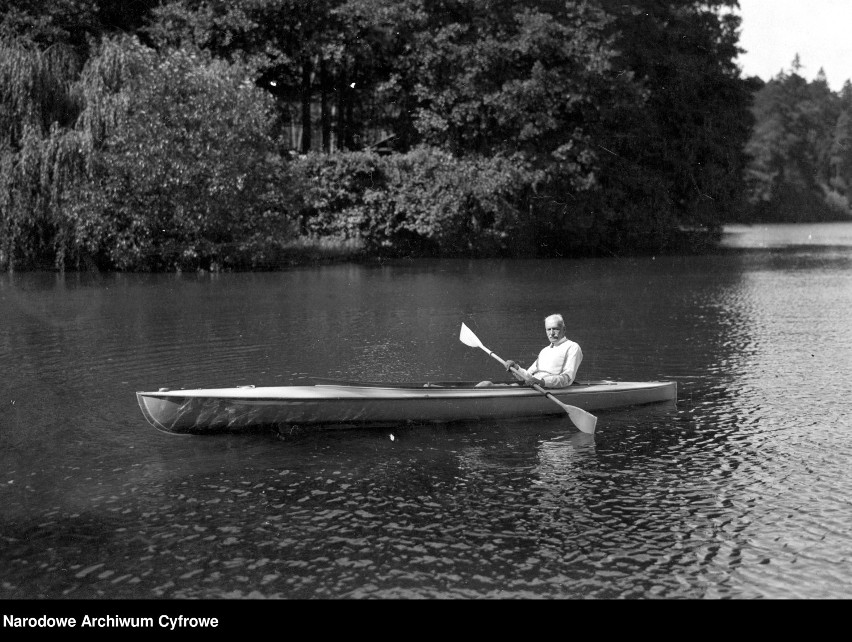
[[1, 221, 851, 601]]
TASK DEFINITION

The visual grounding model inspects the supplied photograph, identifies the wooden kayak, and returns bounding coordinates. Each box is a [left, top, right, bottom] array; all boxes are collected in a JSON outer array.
[[136, 379, 677, 435]]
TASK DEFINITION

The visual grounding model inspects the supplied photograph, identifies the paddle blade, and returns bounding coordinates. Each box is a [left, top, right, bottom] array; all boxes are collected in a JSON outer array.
[[459, 323, 483, 349], [530, 382, 597, 434], [565, 406, 597, 434]]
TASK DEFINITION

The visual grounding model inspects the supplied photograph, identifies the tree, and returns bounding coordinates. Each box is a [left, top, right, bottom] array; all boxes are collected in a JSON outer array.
[[1, 32, 295, 271], [145, 0, 392, 153], [68, 36, 292, 270], [745, 57, 848, 221], [596, 1, 755, 233], [384, 0, 646, 254], [0, 0, 161, 51], [404, 1, 627, 160], [0, 35, 85, 269], [828, 81, 852, 199]]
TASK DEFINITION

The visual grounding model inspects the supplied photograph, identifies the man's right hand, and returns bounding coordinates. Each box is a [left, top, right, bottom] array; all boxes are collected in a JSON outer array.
[[504, 360, 517, 371], [508, 364, 529, 383]]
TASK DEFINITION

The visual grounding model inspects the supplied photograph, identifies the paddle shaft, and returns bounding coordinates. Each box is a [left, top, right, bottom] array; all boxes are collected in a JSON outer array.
[[479, 347, 562, 400], [477, 347, 534, 383], [529, 381, 565, 404]]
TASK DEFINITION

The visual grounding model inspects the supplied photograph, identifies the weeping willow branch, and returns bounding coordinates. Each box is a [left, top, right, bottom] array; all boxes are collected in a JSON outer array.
[[0, 34, 149, 271], [0, 36, 81, 149]]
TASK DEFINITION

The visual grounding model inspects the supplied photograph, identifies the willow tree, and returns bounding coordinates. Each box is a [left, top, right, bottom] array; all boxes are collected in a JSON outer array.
[[3, 33, 294, 271], [0, 36, 84, 270], [0, 34, 160, 271]]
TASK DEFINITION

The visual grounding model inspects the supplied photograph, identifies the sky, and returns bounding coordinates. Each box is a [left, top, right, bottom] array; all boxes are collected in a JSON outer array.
[[735, 0, 852, 91]]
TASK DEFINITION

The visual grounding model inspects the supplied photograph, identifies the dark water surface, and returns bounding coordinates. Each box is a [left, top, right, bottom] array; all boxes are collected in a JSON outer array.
[[2, 222, 851, 599]]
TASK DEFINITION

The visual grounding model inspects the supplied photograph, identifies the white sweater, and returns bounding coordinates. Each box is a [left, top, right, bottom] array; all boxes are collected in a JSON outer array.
[[520, 337, 583, 388]]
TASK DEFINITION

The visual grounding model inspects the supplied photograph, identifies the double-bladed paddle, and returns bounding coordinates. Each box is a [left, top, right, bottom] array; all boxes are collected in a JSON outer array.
[[459, 322, 597, 434]]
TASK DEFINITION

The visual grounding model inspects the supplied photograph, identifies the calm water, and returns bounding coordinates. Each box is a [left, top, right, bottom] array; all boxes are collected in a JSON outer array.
[[1, 222, 851, 600]]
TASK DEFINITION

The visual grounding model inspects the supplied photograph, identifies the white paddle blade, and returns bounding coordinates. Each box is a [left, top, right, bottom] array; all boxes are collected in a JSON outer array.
[[566, 406, 597, 434], [535, 382, 597, 434], [459, 323, 483, 349]]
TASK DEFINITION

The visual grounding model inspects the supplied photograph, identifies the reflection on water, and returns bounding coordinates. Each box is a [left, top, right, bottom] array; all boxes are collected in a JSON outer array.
[[1, 222, 852, 598], [722, 221, 852, 248]]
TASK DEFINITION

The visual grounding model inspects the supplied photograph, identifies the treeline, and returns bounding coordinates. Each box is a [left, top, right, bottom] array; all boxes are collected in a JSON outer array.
[[0, 0, 816, 272], [745, 57, 852, 222]]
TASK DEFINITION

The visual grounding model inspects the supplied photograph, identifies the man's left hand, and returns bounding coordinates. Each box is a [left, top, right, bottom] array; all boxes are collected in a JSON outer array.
[[521, 372, 543, 387]]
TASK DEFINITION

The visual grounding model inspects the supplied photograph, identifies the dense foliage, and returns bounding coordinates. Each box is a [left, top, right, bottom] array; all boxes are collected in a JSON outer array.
[[745, 59, 852, 221], [2, 0, 847, 272], [597, 1, 755, 230], [1, 35, 293, 270], [292, 148, 532, 256]]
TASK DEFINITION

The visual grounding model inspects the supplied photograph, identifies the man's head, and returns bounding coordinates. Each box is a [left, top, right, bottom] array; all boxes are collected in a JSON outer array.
[[544, 314, 565, 345]]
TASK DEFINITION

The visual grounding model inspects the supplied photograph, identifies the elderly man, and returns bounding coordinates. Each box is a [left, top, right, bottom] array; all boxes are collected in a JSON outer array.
[[476, 314, 582, 388]]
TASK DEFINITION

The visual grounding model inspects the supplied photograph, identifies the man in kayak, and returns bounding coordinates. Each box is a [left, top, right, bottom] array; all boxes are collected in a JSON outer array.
[[475, 313, 582, 388]]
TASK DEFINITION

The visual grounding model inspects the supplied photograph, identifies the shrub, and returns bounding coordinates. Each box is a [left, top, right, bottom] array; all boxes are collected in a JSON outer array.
[[67, 38, 294, 271], [291, 147, 534, 257]]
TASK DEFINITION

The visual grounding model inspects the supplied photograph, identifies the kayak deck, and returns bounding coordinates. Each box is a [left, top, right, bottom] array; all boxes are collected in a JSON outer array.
[[136, 379, 677, 435]]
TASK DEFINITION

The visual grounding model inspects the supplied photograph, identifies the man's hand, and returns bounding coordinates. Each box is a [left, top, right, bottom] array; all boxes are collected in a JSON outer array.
[[522, 372, 544, 387], [508, 365, 535, 385], [515, 368, 544, 387], [505, 360, 543, 386], [505, 360, 524, 382]]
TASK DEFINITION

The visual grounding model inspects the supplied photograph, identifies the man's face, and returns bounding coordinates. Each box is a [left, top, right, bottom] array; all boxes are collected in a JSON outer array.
[[545, 320, 565, 345]]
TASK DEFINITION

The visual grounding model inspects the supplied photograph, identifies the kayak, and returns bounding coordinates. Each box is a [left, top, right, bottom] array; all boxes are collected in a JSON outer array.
[[136, 379, 677, 435]]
